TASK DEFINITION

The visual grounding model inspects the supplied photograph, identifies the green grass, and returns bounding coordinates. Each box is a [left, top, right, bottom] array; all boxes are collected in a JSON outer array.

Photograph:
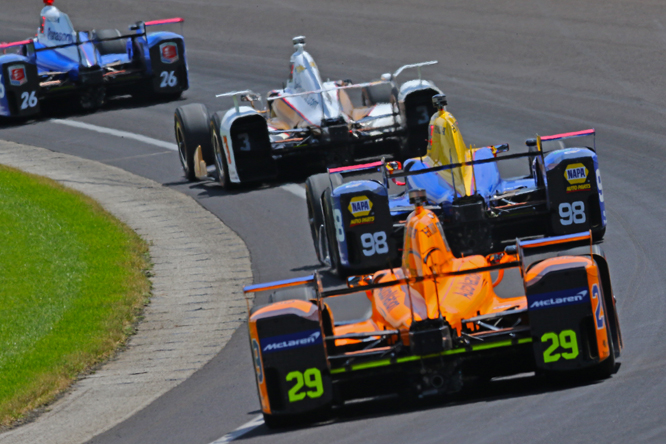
[[0, 165, 150, 427]]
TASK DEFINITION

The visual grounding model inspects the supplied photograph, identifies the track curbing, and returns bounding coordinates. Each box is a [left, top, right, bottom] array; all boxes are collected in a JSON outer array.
[[0, 140, 252, 444]]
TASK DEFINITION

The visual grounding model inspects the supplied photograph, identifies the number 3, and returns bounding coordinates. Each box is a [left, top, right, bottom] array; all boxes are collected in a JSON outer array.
[[238, 133, 251, 151], [415, 105, 429, 124]]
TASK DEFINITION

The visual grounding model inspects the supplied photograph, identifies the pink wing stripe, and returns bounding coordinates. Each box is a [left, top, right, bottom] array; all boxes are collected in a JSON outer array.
[[0, 40, 33, 49], [329, 161, 383, 173], [541, 128, 595, 141], [145, 18, 185, 26]]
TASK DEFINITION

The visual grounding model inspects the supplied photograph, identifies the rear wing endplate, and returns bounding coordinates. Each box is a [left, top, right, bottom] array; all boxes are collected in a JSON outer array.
[[392, 60, 438, 80]]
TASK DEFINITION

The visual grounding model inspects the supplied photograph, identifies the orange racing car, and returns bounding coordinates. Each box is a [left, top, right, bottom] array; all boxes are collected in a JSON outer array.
[[244, 189, 622, 427]]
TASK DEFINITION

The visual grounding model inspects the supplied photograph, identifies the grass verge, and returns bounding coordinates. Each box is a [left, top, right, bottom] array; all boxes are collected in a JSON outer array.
[[0, 164, 151, 427]]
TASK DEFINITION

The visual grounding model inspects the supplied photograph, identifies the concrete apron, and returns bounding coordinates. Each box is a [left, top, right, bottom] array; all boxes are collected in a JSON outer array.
[[0, 140, 252, 444]]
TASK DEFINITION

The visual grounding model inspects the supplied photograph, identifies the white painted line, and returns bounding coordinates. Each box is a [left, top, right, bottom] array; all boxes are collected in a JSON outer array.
[[210, 415, 264, 443], [51, 119, 178, 151], [281, 183, 306, 199]]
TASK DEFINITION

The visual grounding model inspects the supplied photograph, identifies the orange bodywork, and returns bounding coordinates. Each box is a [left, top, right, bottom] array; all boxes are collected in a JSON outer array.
[[333, 205, 526, 344], [248, 300, 321, 414], [525, 256, 611, 361]]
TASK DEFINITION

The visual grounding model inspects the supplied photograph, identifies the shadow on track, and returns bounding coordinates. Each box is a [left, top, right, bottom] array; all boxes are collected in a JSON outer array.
[[0, 93, 185, 129], [172, 177, 310, 198], [237, 368, 621, 440]]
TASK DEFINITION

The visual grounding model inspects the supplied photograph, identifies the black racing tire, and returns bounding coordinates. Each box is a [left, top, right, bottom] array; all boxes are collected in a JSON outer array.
[[174, 103, 211, 181], [79, 86, 106, 111], [362, 83, 397, 106], [269, 286, 316, 303], [93, 29, 128, 56], [592, 226, 606, 242], [306, 173, 334, 264], [329, 172, 343, 189], [322, 188, 347, 277], [210, 112, 235, 190], [249, 303, 267, 317]]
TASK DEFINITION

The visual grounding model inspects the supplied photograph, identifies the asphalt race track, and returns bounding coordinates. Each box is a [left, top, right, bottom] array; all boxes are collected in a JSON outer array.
[[2, 1, 666, 443]]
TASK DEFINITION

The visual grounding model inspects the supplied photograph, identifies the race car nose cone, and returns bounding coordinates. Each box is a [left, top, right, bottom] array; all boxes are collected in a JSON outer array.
[[44, 0, 55, 5], [409, 188, 427, 206]]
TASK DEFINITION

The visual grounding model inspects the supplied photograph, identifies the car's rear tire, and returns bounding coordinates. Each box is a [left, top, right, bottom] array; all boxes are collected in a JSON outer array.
[[210, 112, 235, 190], [306, 173, 333, 264], [362, 83, 397, 106], [93, 29, 128, 55], [175, 103, 212, 181], [269, 286, 316, 303], [322, 188, 349, 277]]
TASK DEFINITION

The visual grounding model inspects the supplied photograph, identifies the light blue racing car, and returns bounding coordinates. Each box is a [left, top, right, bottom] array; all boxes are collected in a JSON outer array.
[[0, 0, 188, 117]]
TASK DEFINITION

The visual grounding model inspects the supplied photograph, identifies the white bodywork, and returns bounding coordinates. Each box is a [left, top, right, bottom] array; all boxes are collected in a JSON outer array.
[[37, 6, 82, 63], [279, 43, 343, 125], [210, 38, 441, 184], [219, 105, 258, 183]]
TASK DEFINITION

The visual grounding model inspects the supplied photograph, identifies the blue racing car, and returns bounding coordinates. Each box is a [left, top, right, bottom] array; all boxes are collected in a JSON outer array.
[[305, 94, 607, 277], [0, 0, 188, 118]]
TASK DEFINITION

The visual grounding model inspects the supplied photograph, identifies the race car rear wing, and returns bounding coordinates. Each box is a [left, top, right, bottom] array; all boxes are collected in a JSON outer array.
[[0, 40, 34, 53], [324, 129, 595, 187], [263, 59, 439, 102], [541, 128, 597, 154], [1, 17, 185, 57], [242, 231, 593, 299], [510, 230, 595, 264], [391, 60, 438, 80], [144, 18, 185, 27], [243, 231, 593, 364], [328, 161, 384, 176]]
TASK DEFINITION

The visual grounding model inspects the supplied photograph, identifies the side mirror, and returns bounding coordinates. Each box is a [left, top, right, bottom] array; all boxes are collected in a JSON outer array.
[[386, 161, 405, 186], [241, 93, 263, 110], [347, 275, 373, 289]]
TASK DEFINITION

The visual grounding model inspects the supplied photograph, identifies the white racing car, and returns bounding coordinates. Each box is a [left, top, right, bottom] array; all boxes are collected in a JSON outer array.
[[174, 36, 441, 187]]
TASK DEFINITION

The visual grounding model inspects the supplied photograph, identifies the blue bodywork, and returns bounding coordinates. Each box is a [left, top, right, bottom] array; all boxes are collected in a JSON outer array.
[[331, 180, 390, 268], [397, 146, 540, 216], [0, 8, 188, 117], [325, 139, 607, 265]]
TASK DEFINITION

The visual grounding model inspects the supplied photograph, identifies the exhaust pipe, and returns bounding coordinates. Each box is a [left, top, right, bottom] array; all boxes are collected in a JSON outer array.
[[431, 374, 445, 389]]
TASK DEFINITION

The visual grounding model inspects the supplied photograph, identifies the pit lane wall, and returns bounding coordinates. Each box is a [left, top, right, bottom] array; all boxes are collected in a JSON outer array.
[[0, 140, 252, 444]]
